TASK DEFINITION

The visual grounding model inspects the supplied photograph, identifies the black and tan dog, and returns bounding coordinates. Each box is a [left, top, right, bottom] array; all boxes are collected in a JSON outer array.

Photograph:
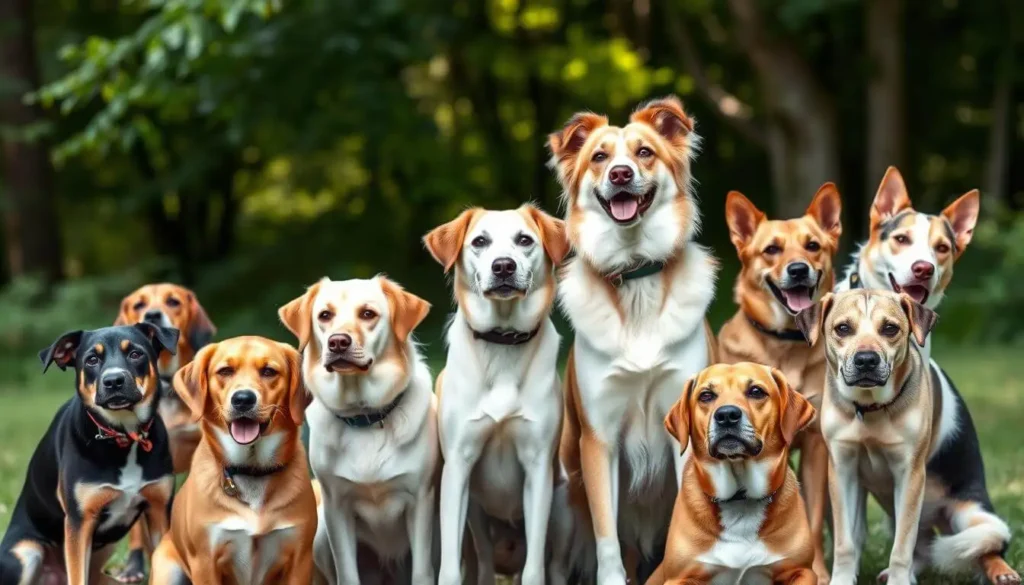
[[0, 324, 178, 585], [797, 290, 1018, 585]]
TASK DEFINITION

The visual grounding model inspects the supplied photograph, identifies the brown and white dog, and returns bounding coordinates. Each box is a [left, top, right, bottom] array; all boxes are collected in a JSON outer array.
[[149, 336, 317, 584], [797, 291, 1018, 585], [717, 184, 841, 582], [645, 362, 817, 585], [548, 96, 718, 584], [423, 204, 569, 585], [279, 276, 437, 585], [111, 283, 216, 583]]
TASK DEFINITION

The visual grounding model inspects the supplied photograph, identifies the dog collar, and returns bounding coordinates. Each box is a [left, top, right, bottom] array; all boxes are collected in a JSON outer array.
[[471, 326, 540, 346], [852, 378, 910, 420], [87, 411, 154, 452], [745, 315, 807, 343], [221, 464, 287, 498], [605, 260, 666, 287], [334, 391, 405, 429]]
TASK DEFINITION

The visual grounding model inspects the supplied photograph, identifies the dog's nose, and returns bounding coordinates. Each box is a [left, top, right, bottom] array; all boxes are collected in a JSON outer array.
[[143, 310, 162, 323], [608, 165, 634, 186], [101, 371, 128, 390], [853, 351, 881, 372], [327, 333, 352, 353], [714, 405, 743, 427], [912, 261, 934, 280], [491, 257, 517, 277], [786, 262, 811, 280], [231, 390, 258, 410]]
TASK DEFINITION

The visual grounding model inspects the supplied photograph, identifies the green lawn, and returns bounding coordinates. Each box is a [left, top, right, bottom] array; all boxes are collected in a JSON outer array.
[[0, 347, 1020, 583]]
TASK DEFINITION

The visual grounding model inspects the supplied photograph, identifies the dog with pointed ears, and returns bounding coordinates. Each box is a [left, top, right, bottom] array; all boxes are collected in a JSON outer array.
[[645, 362, 817, 585], [547, 95, 718, 584], [111, 283, 215, 584], [0, 324, 178, 585], [279, 275, 436, 585], [717, 183, 842, 583], [423, 203, 569, 585], [797, 290, 1018, 585], [149, 335, 316, 585]]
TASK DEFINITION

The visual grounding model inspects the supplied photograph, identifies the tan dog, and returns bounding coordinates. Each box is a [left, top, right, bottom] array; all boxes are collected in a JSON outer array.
[[797, 291, 1017, 585], [645, 362, 817, 585], [717, 184, 841, 582], [149, 336, 317, 585]]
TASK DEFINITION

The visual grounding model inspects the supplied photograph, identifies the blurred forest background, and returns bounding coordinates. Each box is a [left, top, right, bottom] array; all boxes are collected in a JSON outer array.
[[1, 0, 1023, 382]]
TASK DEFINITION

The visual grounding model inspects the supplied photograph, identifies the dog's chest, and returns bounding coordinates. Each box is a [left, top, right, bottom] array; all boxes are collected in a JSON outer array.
[[696, 500, 781, 583], [207, 517, 297, 585], [95, 445, 156, 533]]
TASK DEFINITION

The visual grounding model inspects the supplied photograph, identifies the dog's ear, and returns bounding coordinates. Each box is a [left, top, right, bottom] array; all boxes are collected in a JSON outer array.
[[547, 112, 608, 187], [133, 322, 179, 357], [771, 367, 816, 446], [279, 279, 325, 352], [174, 343, 215, 423], [899, 293, 938, 346], [39, 330, 85, 373], [630, 95, 694, 143], [279, 342, 310, 426], [520, 203, 570, 266], [806, 182, 842, 243], [795, 293, 834, 347], [664, 376, 696, 454], [113, 295, 134, 326], [380, 276, 431, 344], [870, 166, 913, 231], [725, 191, 765, 252], [184, 289, 216, 351], [941, 189, 980, 257], [423, 209, 481, 273]]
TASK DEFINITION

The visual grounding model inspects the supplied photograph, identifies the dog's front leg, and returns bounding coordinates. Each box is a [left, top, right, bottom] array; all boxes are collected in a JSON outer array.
[[579, 430, 625, 585], [323, 494, 362, 585], [407, 482, 437, 585], [438, 441, 484, 585], [884, 449, 926, 585], [63, 486, 120, 585], [798, 430, 830, 584], [827, 442, 865, 585], [518, 444, 554, 585], [141, 477, 175, 554]]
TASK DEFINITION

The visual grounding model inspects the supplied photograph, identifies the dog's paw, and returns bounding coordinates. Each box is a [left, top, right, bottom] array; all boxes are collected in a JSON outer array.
[[876, 568, 916, 585], [991, 569, 1021, 585], [103, 548, 146, 584]]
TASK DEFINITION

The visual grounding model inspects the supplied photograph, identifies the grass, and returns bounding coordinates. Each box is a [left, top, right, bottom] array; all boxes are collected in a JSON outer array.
[[0, 346, 1020, 583]]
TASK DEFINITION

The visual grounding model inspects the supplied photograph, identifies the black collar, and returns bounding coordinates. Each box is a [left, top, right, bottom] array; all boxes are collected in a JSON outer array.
[[852, 377, 910, 420], [222, 464, 287, 498], [710, 487, 776, 505], [333, 391, 405, 428], [471, 326, 540, 346], [605, 260, 666, 287], [745, 315, 807, 343]]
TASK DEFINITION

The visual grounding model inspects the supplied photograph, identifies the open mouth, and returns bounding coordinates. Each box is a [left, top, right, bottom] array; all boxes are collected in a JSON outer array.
[[709, 434, 763, 460], [888, 273, 929, 305], [103, 399, 134, 411], [325, 356, 373, 373], [229, 417, 269, 445], [766, 280, 816, 314], [596, 188, 656, 224]]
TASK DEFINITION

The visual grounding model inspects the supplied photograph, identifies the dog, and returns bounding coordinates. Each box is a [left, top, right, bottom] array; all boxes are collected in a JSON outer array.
[[796, 290, 1018, 585], [0, 324, 178, 585], [149, 335, 316, 584], [547, 95, 718, 584], [644, 362, 817, 585], [717, 184, 842, 582], [423, 203, 569, 585], [278, 275, 436, 584], [111, 283, 216, 583]]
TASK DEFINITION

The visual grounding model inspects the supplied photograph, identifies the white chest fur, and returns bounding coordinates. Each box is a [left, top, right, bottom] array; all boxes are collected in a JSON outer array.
[[697, 499, 782, 582], [207, 517, 297, 584], [97, 444, 151, 532]]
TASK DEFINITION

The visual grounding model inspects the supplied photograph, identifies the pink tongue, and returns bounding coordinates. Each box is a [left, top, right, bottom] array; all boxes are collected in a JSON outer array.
[[903, 285, 927, 303], [230, 419, 260, 444], [610, 197, 639, 221], [782, 289, 814, 312]]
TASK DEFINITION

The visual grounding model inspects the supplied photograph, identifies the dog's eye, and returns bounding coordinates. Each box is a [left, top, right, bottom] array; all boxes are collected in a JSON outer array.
[[132, 301, 146, 311], [834, 323, 852, 337], [165, 297, 181, 308], [880, 322, 900, 337], [216, 367, 235, 377], [763, 244, 781, 255], [516, 234, 534, 247], [471, 236, 489, 248], [591, 152, 607, 163], [894, 234, 910, 245], [636, 147, 653, 158], [805, 241, 821, 252], [698, 390, 716, 403], [746, 386, 767, 399], [359, 309, 378, 320], [318, 310, 333, 322], [260, 367, 277, 378], [128, 350, 144, 360], [85, 355, 100, 367], [935, 243, 950, 254]]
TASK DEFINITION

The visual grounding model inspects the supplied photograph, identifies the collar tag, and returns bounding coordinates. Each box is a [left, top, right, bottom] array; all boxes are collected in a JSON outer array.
[[222, 469, 240, 498]]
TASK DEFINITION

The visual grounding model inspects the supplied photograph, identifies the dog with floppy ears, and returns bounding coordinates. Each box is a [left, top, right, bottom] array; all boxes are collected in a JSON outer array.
[[797, 290, 1017, 585], [279, 275, 437, 585], [149, 335, 317, 584], [423, 203, 569, 585], [645, 362, 817, 585], [547, 95, 718, 583], [0, 323, 179, 585], [111, 283, 216, 584], [717, 184, 841, 583]]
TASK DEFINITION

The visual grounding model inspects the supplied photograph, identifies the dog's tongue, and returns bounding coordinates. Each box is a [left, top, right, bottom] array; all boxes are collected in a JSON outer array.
[[230, 419, 260, 445], [610, 196, 639, 221], [902, 285, 928, 304], [782, 287, 814, 312]]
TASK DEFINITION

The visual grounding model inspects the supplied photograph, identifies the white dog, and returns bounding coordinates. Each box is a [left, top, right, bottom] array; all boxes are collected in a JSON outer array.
[[278, 276, 437, 585], [423, 204, 569, 585]]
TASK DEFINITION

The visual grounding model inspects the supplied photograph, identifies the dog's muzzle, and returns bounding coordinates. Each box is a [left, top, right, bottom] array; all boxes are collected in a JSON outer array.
[[767, 262, 820, 315], [227, 389, 268, 445], [96, 369, 143, 410], [141, 309, 172, 328], [323, 333, 373, 372], [842, 350, 891, 387], [708, 405, 763, 459]]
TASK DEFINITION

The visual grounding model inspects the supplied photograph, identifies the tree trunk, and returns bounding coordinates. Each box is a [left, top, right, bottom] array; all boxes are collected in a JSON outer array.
[[0, 0, 63, 283], [865, 0, 906, 198], [984, 24, 1014, 209]]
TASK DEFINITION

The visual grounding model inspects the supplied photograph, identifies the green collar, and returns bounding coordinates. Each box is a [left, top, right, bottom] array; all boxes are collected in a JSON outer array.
[[606, 261, 666, 287]]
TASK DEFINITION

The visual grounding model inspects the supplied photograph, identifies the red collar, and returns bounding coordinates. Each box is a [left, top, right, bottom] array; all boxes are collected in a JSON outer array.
[[87, 411, 154, 452]]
